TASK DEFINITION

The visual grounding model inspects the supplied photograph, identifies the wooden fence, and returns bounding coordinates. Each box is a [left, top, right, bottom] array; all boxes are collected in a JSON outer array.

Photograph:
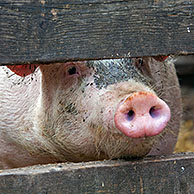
[[1, 1, 194, 193]]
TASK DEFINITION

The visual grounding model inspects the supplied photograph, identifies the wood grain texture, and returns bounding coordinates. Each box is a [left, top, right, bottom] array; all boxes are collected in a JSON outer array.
[[1, 0, 194, 65], [0, 153, 194, 193]]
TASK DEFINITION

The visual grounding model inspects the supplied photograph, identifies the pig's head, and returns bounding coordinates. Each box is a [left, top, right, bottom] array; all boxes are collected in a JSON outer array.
[[31, 57, 171, 162]]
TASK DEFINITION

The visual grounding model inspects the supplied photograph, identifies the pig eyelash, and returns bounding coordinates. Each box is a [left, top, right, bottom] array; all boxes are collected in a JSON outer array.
[[153, 56, 168, 62]]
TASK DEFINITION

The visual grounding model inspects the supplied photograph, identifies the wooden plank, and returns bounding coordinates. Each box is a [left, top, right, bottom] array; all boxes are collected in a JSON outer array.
[[1, 0, 194, 65], [0, 153, 194, 193]]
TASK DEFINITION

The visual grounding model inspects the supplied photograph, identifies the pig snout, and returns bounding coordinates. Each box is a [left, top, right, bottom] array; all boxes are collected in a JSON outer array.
[[114, 91, 171, 138]]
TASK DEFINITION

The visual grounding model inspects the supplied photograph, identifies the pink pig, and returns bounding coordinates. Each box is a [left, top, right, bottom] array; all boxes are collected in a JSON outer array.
[[0, 57, 181, 169]]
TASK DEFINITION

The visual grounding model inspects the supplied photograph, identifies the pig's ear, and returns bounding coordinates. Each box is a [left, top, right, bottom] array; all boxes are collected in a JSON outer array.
[[153, 56, 168, 62], [6, 64, 39, 77]]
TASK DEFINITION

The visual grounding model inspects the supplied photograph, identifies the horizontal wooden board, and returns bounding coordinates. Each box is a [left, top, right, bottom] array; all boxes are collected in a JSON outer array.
[[0, 153, 194, 193], [1, 0, 194, 65]]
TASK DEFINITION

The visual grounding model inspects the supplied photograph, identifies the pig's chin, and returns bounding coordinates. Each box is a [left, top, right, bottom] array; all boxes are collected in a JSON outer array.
[[93, 125, 159, 160]]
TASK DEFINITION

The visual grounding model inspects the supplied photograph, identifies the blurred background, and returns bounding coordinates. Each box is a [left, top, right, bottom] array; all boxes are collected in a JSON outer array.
[[174, 55, 194, 152]]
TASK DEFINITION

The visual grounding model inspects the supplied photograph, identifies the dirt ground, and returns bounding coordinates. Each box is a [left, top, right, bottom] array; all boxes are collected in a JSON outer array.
[[175, 86, 194, 153]]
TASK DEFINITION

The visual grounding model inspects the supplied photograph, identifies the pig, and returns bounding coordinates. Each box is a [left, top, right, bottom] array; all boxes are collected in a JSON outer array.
[[0, 57, 182, 169]]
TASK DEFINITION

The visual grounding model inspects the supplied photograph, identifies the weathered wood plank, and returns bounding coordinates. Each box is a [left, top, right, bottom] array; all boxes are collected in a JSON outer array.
[[0, 153, 194, 193], [1, 0, 194, 65]]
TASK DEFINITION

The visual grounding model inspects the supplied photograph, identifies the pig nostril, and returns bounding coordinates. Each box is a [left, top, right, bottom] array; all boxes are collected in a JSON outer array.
[[127, 110, 135, 121], [149, 106, 160, 118]]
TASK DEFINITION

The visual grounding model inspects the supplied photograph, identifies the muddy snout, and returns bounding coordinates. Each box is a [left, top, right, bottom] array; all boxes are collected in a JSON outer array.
[[114, 91, 171, 138]]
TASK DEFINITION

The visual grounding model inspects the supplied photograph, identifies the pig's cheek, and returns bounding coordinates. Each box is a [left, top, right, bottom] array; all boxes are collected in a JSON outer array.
[[97, 93, 119, 133], [60, 74, 81, 89], [80, 85, 102, 123]]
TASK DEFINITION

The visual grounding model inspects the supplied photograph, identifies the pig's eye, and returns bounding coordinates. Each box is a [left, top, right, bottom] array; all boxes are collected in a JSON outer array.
[[135, 58, 151, 77], [135, 58, 144, 69], [68, 67, 77, 75], [138, 59, 144, 66]]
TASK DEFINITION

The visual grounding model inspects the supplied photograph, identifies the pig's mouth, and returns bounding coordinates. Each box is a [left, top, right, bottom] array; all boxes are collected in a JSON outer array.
[[114, 91, 171, 138], [94, 127, 157, 159]]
